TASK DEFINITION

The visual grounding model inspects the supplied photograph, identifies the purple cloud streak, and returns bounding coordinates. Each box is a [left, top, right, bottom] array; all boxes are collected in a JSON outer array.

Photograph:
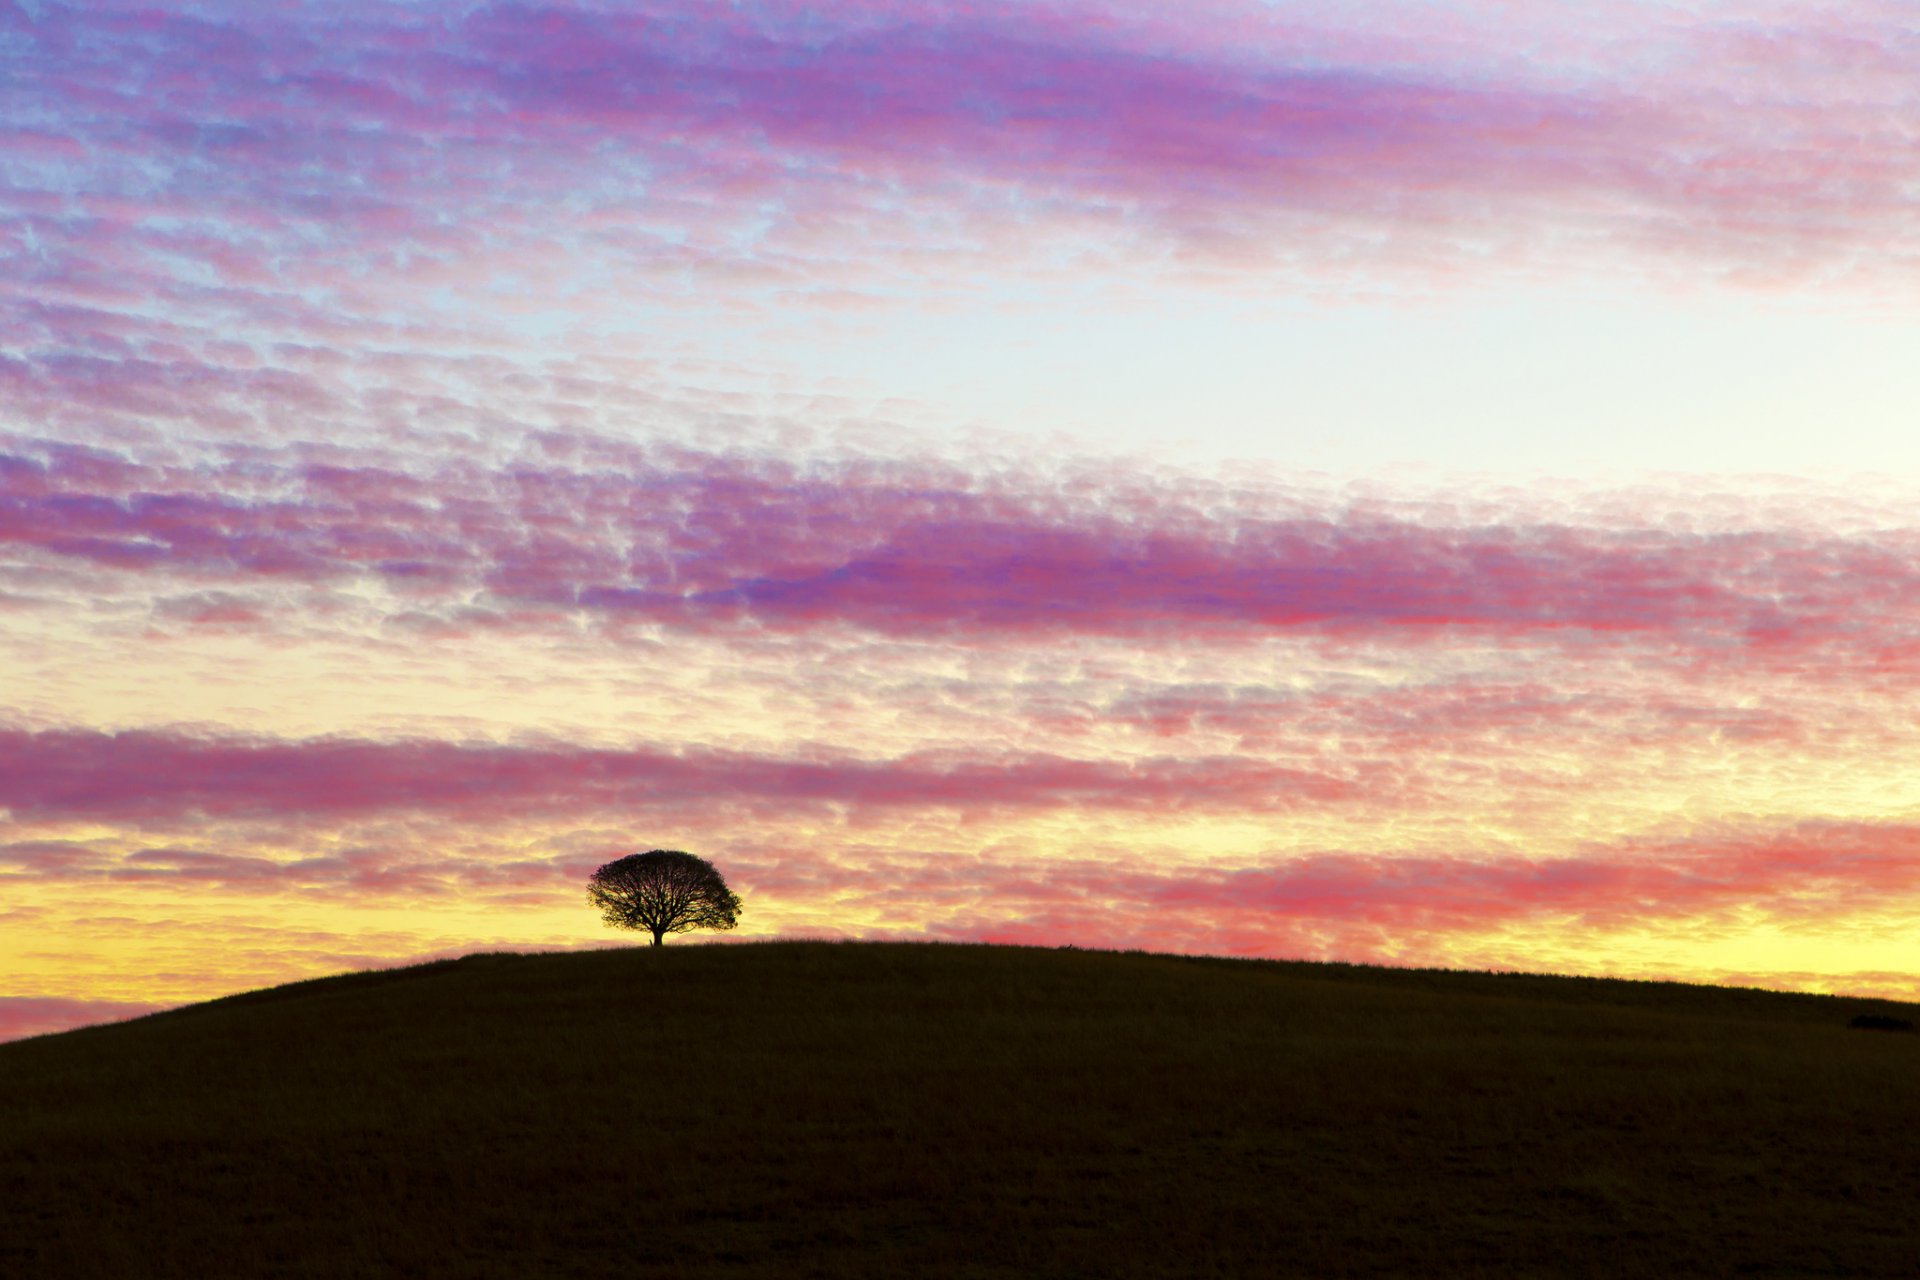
[[7, 0, 1917, 350], [0, 726, 1378, 825], [5, 439, 1917, 662]]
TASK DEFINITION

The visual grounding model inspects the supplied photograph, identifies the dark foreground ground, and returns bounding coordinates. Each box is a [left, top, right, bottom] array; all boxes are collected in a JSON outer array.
[[2, 941, 1918, 1278]]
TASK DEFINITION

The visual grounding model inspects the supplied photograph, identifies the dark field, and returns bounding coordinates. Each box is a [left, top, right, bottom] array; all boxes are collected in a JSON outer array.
[[3, 942, 1918, 1278]]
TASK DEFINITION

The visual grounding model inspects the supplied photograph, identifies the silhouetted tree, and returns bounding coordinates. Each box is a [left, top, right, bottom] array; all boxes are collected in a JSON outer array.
[[587, 850, 742, 946]]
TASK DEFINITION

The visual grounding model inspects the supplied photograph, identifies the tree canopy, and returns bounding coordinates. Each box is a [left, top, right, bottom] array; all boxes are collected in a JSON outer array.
[[587, 850, 741, 946]]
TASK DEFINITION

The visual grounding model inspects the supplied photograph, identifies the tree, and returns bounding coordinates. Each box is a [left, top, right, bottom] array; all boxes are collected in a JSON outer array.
[[587, 850, 742, 946]]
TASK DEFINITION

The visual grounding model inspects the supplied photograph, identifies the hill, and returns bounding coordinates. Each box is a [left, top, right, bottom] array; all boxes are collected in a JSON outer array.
[[3, 941, 1917, 1278]]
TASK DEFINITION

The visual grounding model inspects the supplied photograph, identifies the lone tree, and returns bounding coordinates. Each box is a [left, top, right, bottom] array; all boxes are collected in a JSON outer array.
[[587, 850, 742, 946]]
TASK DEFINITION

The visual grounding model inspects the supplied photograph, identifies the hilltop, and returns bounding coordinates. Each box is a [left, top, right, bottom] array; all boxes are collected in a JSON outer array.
[[3, 942, 1917, 1278]]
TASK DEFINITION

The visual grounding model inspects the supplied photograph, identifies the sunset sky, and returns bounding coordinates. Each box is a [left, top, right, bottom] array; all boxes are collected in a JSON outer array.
[[6, 0, 1920, 1041]]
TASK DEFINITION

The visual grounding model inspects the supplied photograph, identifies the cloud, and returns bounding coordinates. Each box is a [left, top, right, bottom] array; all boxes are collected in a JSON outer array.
[[6, 437, 1918, 665], [0, 996, 171, 1043], [1078, 678, 1834, 756], [0, 839, 112, 876], [803, 819, 1920, 962], [14, 809, 1918, 980], [0, 725, 1380, 826], [7, 0, 1917, 349]]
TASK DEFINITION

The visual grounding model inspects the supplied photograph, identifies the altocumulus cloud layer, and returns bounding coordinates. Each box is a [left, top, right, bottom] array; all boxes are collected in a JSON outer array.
[[10, 0, 1920, 319], [5, 0, 1920, 1036], [8, 439, 1920, 651]]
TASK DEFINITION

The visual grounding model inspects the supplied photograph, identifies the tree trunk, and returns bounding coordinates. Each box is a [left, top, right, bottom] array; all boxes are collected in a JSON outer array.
[[650, 928, 664, 946]]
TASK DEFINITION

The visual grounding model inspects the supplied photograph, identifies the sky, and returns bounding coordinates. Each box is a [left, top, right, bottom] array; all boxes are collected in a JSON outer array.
[[5, 0, 1920, 1041]]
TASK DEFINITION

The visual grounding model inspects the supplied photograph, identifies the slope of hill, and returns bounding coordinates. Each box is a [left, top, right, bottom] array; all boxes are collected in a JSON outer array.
[[3, 942, 1917, 1278]]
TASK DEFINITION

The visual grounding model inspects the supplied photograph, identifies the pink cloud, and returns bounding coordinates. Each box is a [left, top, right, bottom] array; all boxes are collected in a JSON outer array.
[[0, 840, 112, 876], [0, 838, 617, 903], [6, 0, 1916, 354], [764, 819, 1920, 962], [0, 725, 1379, 826], [1071, 680, 1829, 757], [0, 996, 171, 1043], [6, 438, 1918, 665]]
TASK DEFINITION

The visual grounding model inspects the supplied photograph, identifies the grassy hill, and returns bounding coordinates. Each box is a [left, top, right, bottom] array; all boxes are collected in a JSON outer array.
[[3, 941, 1918, 1278]]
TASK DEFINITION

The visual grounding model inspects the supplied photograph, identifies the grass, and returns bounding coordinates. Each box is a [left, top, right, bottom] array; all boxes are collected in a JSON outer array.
[[3, 941, 1918, 1277]]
